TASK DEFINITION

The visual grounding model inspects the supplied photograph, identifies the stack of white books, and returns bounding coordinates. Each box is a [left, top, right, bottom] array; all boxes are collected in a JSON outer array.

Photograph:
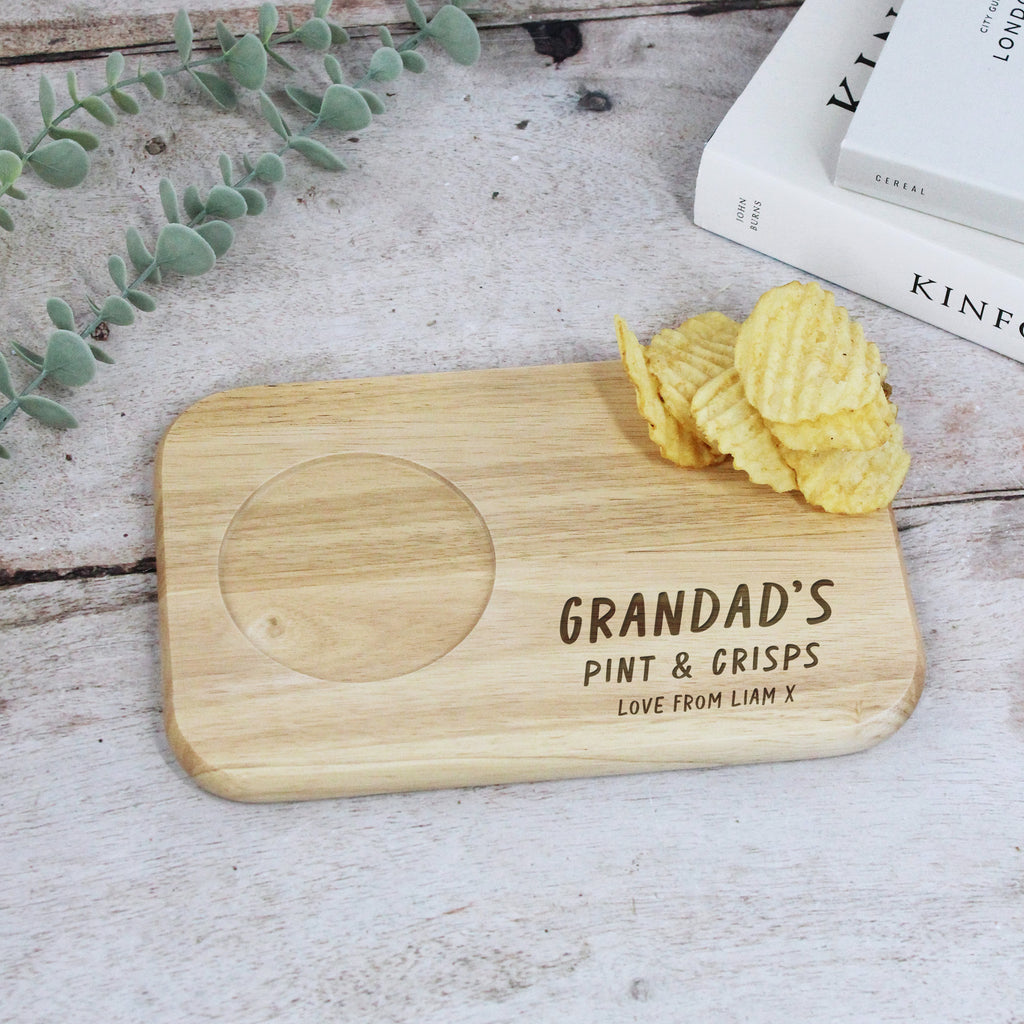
[[693, 0, 1024, 364]]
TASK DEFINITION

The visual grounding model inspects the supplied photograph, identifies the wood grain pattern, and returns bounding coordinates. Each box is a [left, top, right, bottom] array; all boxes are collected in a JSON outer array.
[[157, 361, 923, 799]]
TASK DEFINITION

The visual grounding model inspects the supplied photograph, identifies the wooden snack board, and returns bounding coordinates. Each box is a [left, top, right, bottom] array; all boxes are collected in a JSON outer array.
[[155, 360, 925, 802]]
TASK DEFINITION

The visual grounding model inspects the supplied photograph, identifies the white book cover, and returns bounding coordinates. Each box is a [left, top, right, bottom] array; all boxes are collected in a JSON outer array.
[[835, 0, 1024, 243], [692, 0, 1024, 364]]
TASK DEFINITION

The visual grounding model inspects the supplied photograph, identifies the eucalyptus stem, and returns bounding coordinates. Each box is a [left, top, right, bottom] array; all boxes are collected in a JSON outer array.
[[5, 55, 221, 204], [0, 0, 483, 462], [0, 374, 41, 430]]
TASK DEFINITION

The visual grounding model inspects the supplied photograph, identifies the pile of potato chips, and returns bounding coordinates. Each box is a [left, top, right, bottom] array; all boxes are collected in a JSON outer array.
[[616, 281, 910, 514]]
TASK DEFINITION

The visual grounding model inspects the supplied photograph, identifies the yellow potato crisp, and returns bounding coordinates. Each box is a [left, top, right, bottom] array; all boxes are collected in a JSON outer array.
[[646, 311, 739, 428], [616, 282, 910, 514], [691, 367, 798, 494], [779, 424, 911, 515], [614, 316, 720, 469], [735, 281, 886, 424], [766, 388, 897, 453], [648, 310, 738, 365]]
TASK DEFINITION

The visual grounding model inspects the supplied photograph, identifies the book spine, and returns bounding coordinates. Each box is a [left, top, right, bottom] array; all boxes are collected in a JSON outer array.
[[694, 148, 1024, 364], [834, 148, 1024, 246]]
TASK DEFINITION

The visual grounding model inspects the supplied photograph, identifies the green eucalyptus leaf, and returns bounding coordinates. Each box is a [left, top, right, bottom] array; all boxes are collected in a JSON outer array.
[[319, 83, 373, 130], [183, 183, 204, 219], [226, 33, 269, 90], [159, 177, 179, 223], [43, 330, 97, 386], [0, 443, 9, 459], [285, 85, 322, 116], [125, 226, 154, 273], [5, 185, 26, 201], [254, 151, 286, 183], [0, 116, 24, 155], [27, 139, 89, 188], [359, 89, 387, 115], [216, 19, 238, 53], [379, 26, 395, 48], [39, 74, 57, 127], [0, 206, 13, 232], [0, 351, 13, 399], [67, 70, 80, 103], [258, 2, 279, 42], [12, 342, 44, 369], [89, 342, 115, 364], [126, 289, 157, 312], [237, 186, 266, 215], [155, 222, 217, 276], [46, 297, 77, 331], [204, 184, 248, 219], [259, 92, 289, 138], [287, 136, 346, 171], [406, 0, 428, 30], [18, 394, 78, 429], [107, 255, 128, 290], [313, 0, 331, 17], [196, 218, 234, 256], [142, 70, 167, 99], [174, 8, 194, 63], [106, 51, 126, 87], [82, 95, 117, 126], [99, 295, 135, 326], [324, 54, 344, 84], [111, 89, 141, 115], [47, 125, 101, 151], [426, 4, 480, 66], [328, 22, 350, 45], [191, 70, 238, 111], [0, 150, 22, 186], [296, 17, 332, 51], [368, 46, 403, 82], [218, 152, 233, 184], [401, 49, 428, 73]]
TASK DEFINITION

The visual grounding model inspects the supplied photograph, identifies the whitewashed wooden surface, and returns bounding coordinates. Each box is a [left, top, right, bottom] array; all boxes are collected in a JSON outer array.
[[3, 3, 1024, 1021], [0, 0, 795, 56]]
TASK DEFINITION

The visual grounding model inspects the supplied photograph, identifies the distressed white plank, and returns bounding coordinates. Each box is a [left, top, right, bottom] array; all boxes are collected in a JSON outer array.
[[1, 496, 1022, 1022], [0, 0, 795, 59]]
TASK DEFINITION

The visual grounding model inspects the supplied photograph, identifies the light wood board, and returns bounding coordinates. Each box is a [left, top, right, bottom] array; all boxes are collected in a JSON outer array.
[[155, 360, 925, 801]]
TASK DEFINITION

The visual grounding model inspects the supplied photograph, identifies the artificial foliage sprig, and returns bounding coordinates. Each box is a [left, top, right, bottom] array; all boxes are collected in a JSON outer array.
[[0, 0, 482, 461]]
